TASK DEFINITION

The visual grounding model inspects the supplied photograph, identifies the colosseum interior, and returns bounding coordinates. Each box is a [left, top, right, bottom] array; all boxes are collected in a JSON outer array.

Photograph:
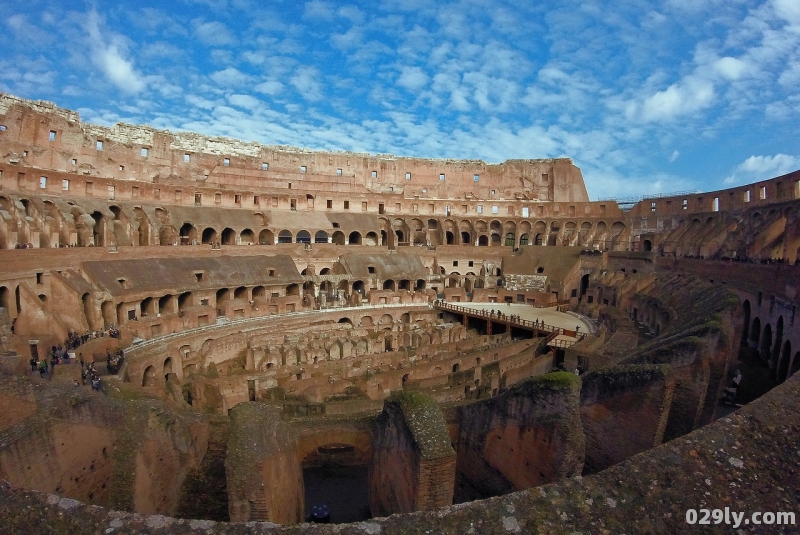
[[0, 92, 798, 533]]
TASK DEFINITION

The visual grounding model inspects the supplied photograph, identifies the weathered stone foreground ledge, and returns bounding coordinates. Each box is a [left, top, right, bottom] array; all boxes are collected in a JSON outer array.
[[2, 373, 798, 535]]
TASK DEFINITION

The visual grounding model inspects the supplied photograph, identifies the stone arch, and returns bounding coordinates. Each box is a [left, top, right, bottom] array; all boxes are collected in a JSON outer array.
[[202, 227, 218, 244], [740, 300, 751, 341], [221, 227, 236, 245], [381, 314, 393, 324], [179, 222, 197, 244], [348, 231, 362, 245], [163, 357, 174, 378], [259, 229, 274, 245], [478, 235, 489, 246], [777, 340, 791, 381], [286, 284, 300, 296], [749, 317, 761, 344], [315, 230, 329, 243], [365, 231, 379, 246], [278, 230, 293, 244], [0, 286, 9, 313], [234, 286, 248, 300], [91, 211, 107, 246], [240, 228, 255, 244], [760, 323, 772, 362], [332, 231, 346, 245], [642, 239, 652, 252], [142, 365, 157, 387], [296, 230, 311, 244]]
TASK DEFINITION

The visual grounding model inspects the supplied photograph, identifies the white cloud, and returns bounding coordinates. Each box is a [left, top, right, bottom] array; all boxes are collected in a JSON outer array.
[[773, 0, 800, 24], [192, 20, 235, 46], [209, 67, 252, 87], [255, 80, 284, 96], [396, 66, 429, 91], [290, 67, 323, 101], [669, 150, 680, 162], [714, 57, 748, 80], [724, 154, 800, 184], [303, 1, 335, 21], [85, 10, 146, 94], [636, 78, 715, 122], [228, 94, 262, 110]]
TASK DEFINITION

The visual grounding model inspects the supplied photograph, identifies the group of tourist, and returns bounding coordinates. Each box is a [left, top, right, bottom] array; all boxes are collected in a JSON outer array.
[[64, 326, 120, 350], [12, 243, 35, 249], [105, 348, 124, 375]]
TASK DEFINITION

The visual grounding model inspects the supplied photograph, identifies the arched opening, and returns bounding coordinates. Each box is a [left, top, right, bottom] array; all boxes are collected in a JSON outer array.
[[534, 233, 543, 245], [221, 227, 236, 245], [252, 286, 266, 299], [216, 288, 230, 311], [642, 239, 652, 252], [202, 227, 218, 244], [741, 300, 751, 341], [580, 274, 590, 297], [791, 351, 800, 377], [315, 230, 329, 243], [278, 230, 293, 244], [772, 316, 784, 367], [286, 284, 300, 296], [478, 235, 489, 246], [101, 300, 115, 328], [398, 279, 410, 291], [332, 231, 346, 245], [365, 232, 379, 246], [142, 365, 156, 387], [504, 232, 515, 246], [179, 222, 197, 244], [91, 211, 106, 246], [163, 357, 174, 380], [140, 296, 153, 318], [178, 292, 192, 312], [519, 233, 529, 246], [259, 229, 274, 245], [777, 341, 791, 381], [750, 317, 761, 344], [240, 228, 255, 244], [158, 294, 174, 316], [760, 323, 773, 362], [383, 279, 396, 291], [491, 233, 501, 246], [445, 231, 454, 245], [461, 231, 471, 245], [0, 286, 9, 313], [348, 231, 362, 245], [234, 286, 248, 300], [296, 230, 311, 244], [353, 280, 365, 297], [415, 279, 426, 291]]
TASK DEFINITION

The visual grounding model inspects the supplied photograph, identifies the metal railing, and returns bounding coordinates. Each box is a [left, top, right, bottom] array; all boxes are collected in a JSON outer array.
[[432, 299, 586, 347]]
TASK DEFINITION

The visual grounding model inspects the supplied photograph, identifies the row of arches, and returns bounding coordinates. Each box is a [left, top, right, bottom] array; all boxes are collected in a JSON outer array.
[[741, 300, 799, 382]]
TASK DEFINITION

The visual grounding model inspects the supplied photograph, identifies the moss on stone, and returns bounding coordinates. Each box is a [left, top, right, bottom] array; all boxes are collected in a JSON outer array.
[[387, 390, 454, 460]]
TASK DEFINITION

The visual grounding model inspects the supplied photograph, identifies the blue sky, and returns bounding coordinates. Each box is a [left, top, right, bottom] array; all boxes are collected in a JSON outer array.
[[1, 0, 799, 200]]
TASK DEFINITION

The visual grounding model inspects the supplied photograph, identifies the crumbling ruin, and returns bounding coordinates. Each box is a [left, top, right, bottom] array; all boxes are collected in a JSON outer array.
[[0, 93, 798, 533]]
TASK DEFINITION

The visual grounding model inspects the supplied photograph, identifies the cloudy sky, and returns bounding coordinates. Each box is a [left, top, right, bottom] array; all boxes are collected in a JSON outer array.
[[1, 0, 799, 200]]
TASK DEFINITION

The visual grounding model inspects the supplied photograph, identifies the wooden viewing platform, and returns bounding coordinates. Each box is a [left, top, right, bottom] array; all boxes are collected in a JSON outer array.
[[432, 299, 586, 348]]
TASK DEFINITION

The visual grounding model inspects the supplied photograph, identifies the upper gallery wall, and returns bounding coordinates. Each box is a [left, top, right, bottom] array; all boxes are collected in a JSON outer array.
[[0, 94, 589, 204]]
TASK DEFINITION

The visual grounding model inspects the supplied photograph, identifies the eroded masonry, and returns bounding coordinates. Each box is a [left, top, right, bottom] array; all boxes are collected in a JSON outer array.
[[0, 93, 799, 533]]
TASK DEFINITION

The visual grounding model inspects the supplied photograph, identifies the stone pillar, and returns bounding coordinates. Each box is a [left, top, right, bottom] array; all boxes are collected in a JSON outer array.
[[225, 403, 303, 524], [370, 391, 456, 517]]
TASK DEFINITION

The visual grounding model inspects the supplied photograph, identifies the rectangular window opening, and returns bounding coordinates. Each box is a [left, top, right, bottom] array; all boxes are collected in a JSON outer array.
[[62, 179, 69, 191], [141, 148, 149, 157], [39, 176, 47, 189], [253, 195, 260, 206], [262, 162, 269, 171], [744, 190, 751, 202], [337, 168, 342, 176], [223, 158, 230, 167], [327, 199, 333, 209], [371, 170, 377, 178], [184, 153, 191, 163], [362, 201, 368, 211], [96, 140, 103, 150], [713, 197, 719, 212], [439, 173, 445, 181], [300, 165, 307, 173], [344, 200, 350, 210], [491, 205, 498, 214], [759, 186, 767, 200], [235, 194, 242, 204], [474, 174, 480, 182], [49, 131, 56, 141], [405, 172, 411, 180]]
